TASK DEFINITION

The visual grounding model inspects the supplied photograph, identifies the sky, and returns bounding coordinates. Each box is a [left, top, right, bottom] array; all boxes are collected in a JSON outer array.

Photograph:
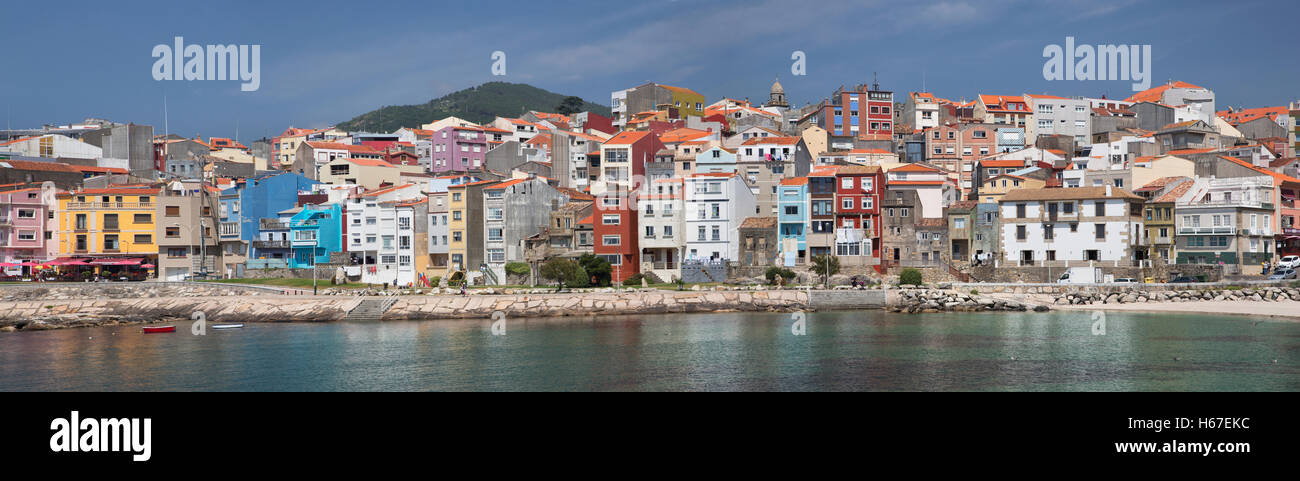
[[2, 0, 1296, 142]]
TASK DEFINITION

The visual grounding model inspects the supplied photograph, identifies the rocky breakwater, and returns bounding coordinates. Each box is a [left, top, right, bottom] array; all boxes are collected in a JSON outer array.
[[384, 289, 809, 320], [0, 283, 355, 331], [1054, 286, 1300, 305], [890, 288, 1049, 313]]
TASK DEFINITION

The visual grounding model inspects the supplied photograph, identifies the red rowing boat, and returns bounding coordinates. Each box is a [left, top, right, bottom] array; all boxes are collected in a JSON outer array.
[[141, 325, 175, 333]]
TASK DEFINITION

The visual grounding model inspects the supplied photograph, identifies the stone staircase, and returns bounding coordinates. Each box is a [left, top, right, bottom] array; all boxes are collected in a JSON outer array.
[[344, 297, 399, 322]]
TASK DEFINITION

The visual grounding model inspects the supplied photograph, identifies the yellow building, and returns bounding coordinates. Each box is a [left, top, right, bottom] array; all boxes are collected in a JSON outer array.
[[445, 180, 493, 283], [55, 186, 161, 269], [660, 85, 705, 118], [979, 175, 1045, 204]]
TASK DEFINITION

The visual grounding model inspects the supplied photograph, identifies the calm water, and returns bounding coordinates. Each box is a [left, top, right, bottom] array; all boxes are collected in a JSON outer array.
[[1, 311, 1298, 391]]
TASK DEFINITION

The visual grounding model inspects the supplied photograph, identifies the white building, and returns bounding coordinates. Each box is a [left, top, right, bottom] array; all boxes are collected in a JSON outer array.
[[998, 186, 1146, 267], [344, 184, 424, 285], [0, 134, 103, 158], [1024, 94, 1093, 145], [902, 92, 941, 130], [639, 178, 686, 281], [883, 163, 956, 219], [683, 173, 756, 261]]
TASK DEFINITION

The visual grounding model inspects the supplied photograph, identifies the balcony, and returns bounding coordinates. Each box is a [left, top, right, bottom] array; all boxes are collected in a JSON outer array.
[[252, 240, 291, 249], [220, 222, 240, 238], [1178, 226, 1235, 235], [66, 202, 154, 210], [260, 219, 288, 230]]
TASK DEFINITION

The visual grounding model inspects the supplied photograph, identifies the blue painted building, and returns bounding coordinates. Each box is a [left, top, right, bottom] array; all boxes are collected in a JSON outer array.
[[692, 146, 738, 174], [777, 177, 809, 266], [227, 172, 318, 262], [996, 127, 1025, 153], [290, 203, 343, 268]]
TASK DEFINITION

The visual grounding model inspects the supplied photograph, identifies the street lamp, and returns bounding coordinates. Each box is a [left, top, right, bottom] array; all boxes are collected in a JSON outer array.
[[170, 221, 208, 279]]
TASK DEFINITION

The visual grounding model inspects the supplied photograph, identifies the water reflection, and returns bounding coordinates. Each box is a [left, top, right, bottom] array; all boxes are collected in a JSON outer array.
[[1, 311, 1298, 391]]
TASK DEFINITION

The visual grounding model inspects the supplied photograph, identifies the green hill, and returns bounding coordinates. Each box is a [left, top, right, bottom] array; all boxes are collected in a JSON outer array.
[[336, 82, 610, 132]]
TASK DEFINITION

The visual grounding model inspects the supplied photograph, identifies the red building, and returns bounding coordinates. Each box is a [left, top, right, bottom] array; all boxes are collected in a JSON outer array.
[[816, 82, 895, 140], [593, 131, 664, 284], [833, 165, 884, 264]]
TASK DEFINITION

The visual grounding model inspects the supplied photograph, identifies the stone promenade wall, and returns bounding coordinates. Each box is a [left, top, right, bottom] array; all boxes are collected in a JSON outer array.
[[0, 282, 284, 302], [0, 296, 356, 330], [385, 290, 810, 320]]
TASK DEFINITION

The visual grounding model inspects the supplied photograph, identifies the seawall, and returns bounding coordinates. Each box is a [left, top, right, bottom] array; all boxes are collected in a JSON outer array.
[[0, 284, 887, 331]]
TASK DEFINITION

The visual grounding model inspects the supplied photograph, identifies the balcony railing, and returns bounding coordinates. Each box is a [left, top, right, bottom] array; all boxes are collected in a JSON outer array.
[[66, 202, 154, 210], [260, 219, 288, 230], [252, 240, 291, 249], [1178, 226, 1236, 235]]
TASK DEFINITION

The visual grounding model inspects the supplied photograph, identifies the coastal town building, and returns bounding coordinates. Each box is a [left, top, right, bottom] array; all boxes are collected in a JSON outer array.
[[997, 186, 1146, 267]]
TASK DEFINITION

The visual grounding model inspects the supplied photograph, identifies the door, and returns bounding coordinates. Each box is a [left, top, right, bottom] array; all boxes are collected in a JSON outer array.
[[166, 267, 189, 282]]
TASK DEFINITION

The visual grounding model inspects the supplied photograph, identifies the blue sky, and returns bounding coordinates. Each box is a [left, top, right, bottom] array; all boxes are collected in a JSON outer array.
[[2, 0, 1296, 141]]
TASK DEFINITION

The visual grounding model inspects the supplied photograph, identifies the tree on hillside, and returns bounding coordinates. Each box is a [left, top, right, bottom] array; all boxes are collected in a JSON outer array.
[[556, 96, 586, 115]]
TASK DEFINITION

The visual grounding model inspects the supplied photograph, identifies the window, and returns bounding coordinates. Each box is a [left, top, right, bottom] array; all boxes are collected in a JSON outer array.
[[1095, 223, 1106, 240], [75, 214, 87, 230], [1094, 201, 1105, 216], [134, 213, 151, 223], [602, 235, 621, 246], [842, 198, 853, 210], [1016, 225, 1027, 240], [102, 214, 119, 230], [487, 229, 503, 241], [1016, 203, 1026, 218], [165, 206, 180, 217], [602, 214, 620, 225], [103, 235, 119, 251], [134, 234, 152, 244]]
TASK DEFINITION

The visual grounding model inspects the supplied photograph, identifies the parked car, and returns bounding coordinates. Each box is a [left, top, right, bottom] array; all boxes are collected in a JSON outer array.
[[1167, 276, 1198, 283], [1113, 277, 1139, 284], [1279, 255, 1300, 269], [1268, 268, 1297, 280]]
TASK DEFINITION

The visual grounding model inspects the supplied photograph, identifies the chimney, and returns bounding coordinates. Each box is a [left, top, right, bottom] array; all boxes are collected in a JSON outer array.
[[1105, 184, 1113, 197]]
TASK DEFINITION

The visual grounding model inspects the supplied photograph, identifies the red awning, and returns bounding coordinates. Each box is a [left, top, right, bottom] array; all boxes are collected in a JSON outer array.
[[89, 258, 144, 266]]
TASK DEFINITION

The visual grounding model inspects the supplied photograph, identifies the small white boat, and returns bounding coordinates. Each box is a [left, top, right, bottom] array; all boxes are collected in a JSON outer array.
[[212, 323, 245, 330]]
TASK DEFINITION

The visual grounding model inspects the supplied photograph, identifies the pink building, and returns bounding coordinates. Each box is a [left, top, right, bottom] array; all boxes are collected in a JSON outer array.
[[430, 125, 488, 173], [0, 182, 59, 275]]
